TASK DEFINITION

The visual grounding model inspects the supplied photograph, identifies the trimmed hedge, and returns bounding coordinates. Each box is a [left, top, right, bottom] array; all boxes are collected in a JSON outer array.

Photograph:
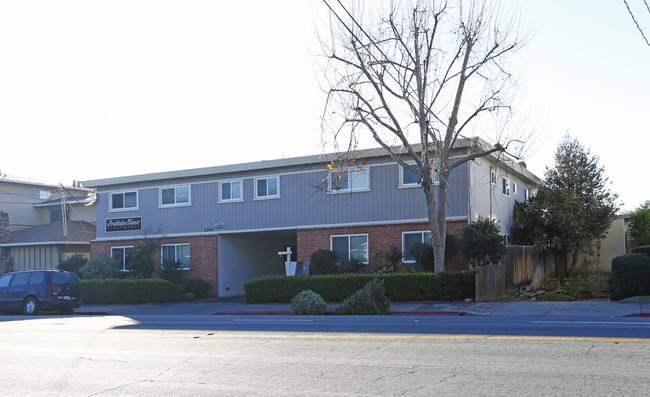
[[631, 245, 650, 258], [81, 279, 180, 304], [608, 253, 650, 301], [244, 272, 476, 303]]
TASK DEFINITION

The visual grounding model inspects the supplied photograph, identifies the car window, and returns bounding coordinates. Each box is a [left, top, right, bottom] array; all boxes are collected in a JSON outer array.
[[28, 272, 45, 285], [52, 272, 73, 284], [10, 273, 31, 287], [0, 274, 12, 288]]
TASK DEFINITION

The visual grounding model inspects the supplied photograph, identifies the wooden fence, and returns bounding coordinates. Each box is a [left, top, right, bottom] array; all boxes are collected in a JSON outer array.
[[476, 245, 558, 301]]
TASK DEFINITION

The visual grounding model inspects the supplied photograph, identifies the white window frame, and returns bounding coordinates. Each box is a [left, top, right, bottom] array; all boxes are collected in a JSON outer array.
[[490, 167, 497, 185], [161, 243, 191, 270], [109, 190, 138, 211], [330, 234, 369, 264], [28, 189, 52, 200], [502, 177, 510, 197], [219, 180, 243, 203], [254, 176, 280, 200], [110, 246, 134, 271], [402, 231, 432, 263], [160, 185, 191, 207], [328, 167, 370, 193], [399, 163, 439, 188], [524, 187, 530, 202], [512, 181, 518, 195]]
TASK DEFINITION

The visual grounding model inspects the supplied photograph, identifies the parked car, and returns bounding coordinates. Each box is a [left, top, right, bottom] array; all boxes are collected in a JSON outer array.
[[0, 270, 82, 315]]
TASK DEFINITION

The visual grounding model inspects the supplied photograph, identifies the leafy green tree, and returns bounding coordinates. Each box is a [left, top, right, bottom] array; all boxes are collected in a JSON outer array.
[[629, 201, 650, 247], [512, 135, 618, 280], [56, 253, 88, 277], [461, 217, 507, 269], [79, 255, 119, 279], [126, 241, 157, 279]]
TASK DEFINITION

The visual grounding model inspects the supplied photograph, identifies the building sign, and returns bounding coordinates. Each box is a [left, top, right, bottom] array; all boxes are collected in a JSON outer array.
[[106, 217, 142, 232]]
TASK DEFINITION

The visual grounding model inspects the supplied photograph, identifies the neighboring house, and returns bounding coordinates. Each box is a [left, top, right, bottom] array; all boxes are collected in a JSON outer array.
[[83, 138, 541, 297], [0, 175, 96, 271]]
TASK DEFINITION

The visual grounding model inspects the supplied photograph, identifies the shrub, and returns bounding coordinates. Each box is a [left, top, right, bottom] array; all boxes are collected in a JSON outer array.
[[631, 245, 650, 258], [339, 258, 364, 274], [56, 253, 88, 277], [79, 255, 120, 279], [608, 253, 650, 301], [462, 217, 507, 268], [244, 272, 475, 303], [409, 242, 434, 272], [159, 260, 186, 285], [80, 279, 180, 304], [291, 290, 327, 315], [629, 201, 650, 247], [310, 249, 339, 275], [335, 279, 390, 315], [126, 242, 157, 279], [180, 278, 211, 299]]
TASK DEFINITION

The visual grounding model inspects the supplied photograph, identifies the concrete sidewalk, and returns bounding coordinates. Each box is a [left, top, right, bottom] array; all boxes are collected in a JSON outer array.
[[76, 296, 650, 317]]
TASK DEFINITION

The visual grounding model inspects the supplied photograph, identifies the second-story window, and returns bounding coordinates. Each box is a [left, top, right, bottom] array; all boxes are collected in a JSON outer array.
[[502, 177, 510, 197], [400, 164, 439, 188], [255, 176, 279, 199], [161, 186, 190, 206], [111, 191, 138, 210], [329, 167, 369, 192], [220, 180, 242, 202]]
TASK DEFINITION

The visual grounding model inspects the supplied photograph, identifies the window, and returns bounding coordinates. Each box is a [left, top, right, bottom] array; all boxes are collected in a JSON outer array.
[[111, 246, 134, 271], [161, 186, 190, 206], [402, 231, 432, 262], [161, 244, 190, 269], [50, 209, 69, 223], [111, 191, 138, 210], [490, 168, 497, 185], [220, 180, 242, 202], [400, 164, 439, 188], [502, 177, 510, 197], [512, 181, 518, 194], [524, 187, 530, 202], [255, 176, 280, 199], [28, 189, 51, 200], [329, 167, 369, 192], [330, 234, 368, 263]]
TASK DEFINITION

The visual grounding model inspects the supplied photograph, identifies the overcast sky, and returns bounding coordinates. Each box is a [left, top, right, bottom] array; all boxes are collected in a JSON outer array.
[[0, 1, 648, 211]]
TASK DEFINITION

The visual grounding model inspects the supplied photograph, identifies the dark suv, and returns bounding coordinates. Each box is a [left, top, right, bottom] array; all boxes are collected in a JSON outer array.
[[0, 270, 82, 315]]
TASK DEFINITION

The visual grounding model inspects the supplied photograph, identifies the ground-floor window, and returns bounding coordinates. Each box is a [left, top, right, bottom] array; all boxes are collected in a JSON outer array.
[[402, 231, 432, 263], [330, 234, 368, 263], [110, 246, 134, 271], [161, 243, 190, 269]]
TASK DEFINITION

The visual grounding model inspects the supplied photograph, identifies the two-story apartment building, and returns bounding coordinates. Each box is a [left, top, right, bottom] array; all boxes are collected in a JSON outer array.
[[83, 139, 540, 297], [0, 176, 96, 271]]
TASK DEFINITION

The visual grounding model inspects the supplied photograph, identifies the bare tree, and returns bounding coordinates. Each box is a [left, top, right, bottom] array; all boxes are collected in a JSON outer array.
[[317, 0, 532, 273]]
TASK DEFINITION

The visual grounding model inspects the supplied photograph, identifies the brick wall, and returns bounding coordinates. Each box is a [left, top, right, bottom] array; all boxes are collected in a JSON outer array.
[[297, 220, 469, 272], [91, 235, 219, 295]]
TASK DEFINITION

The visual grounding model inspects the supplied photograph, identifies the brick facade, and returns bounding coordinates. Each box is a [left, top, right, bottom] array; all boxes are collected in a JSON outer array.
[[91, 235, 219, 295], [297, 219, 469, 272]]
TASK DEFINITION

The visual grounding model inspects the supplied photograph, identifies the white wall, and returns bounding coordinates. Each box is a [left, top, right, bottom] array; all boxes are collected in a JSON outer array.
[[573, 218, 626, 273], [217, 234, 288, 297]]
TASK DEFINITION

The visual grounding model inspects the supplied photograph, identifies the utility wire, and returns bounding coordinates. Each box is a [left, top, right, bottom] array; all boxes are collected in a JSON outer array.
[[623, 0, 650, 46]]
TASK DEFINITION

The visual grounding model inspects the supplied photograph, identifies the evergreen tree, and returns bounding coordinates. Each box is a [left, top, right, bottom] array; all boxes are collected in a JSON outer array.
[[629, 201, 650, 247]]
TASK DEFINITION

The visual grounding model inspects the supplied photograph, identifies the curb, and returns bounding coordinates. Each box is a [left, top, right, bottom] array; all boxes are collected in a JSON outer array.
[[214, 311, 472, 316]]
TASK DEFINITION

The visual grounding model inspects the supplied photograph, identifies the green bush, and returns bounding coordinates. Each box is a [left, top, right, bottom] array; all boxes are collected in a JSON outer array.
[[126, 243, 157, 279], [79, 255, 120, 279], [631, 245, 650, 258], [56, 253, 88, 277], [335, 278, 391, 315], [180, 278, 211, 299], [541, 293, 575, 302], [608, 253, 650, 301], [462, 217, 507, 268], [159, 260, 186, 285], [80, 279, 180, 304], [310, 249, 339, 275], [291, 290, 327, 315], [244, 272, 476, 303]]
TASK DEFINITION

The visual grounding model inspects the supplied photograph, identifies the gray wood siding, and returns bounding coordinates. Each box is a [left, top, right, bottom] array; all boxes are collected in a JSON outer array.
[[96, 162, 468, 238]]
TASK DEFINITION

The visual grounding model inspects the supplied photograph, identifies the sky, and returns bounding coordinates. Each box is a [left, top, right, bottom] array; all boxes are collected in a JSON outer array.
[[0, 1, 648, 212]]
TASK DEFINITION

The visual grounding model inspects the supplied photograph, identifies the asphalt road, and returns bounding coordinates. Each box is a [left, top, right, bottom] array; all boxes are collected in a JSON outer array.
[[0, 315, 648, 396]]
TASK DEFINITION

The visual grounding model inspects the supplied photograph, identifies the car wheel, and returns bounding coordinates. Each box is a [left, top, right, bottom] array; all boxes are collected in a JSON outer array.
[[23, 297, 40, 315]]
